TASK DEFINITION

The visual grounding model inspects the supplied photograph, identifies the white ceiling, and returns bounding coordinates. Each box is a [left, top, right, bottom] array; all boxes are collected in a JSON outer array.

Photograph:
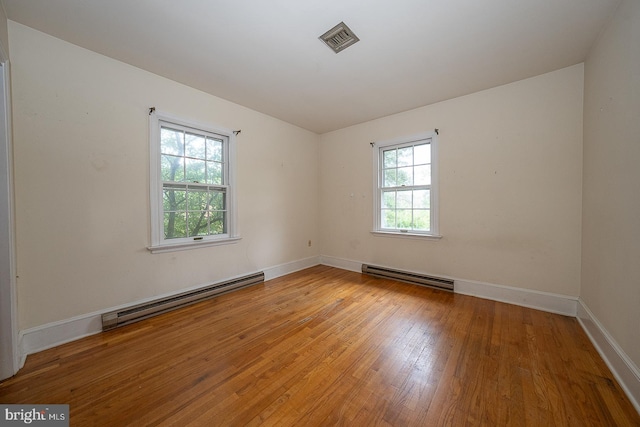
[[1, 0, 620, 134]]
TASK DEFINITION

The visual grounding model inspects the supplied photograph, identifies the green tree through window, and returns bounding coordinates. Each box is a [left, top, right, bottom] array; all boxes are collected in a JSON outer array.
[[160, 123, 227, 240]]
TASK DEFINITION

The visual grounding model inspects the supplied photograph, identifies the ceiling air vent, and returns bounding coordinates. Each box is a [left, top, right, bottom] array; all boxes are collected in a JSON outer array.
[[319, 21, 360, 53]]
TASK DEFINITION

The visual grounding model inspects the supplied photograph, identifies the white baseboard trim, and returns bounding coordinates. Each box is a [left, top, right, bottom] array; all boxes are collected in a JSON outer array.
[[19, 256, 322, 359], [263, 255, 321, 281], [320, 256, 577, 316], [20, 310, 103, 358], [577, 298, 640, 413], [319, 255, 362, 273], [455, 279, 578, 316]]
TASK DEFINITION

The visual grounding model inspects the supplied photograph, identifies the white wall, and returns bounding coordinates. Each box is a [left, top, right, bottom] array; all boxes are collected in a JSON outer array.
[[0, 0, 16, 380], [320, 65, 584, 296], [0, 3, 8, 58], [9, 21, 319, 330], [582, 0, 640, 371]]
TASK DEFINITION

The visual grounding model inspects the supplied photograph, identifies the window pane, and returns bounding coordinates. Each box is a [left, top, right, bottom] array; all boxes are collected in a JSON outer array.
[[187, 189, 209, 211], [207, 138, 223, 162], [185, 133, 206, 159], [210, 212, 226, 235], [414, 165, 430, 185], [185, 158, 206, 183], [397, 167, 413, 186], [414, 143, 430, 165], [383, 149, 396, 168], [413, 209, 431, 231], [397, 147, 413, 167], [413, 190, 430, 209], [207, 162, 223, 185], [383, 169, 397, 187], [382, 191, 395, 209], [209, 191, 225, 210], [397, 190, 412, 208], [164, 211, 187, 239], [163, 187, 186, 211], [396, 209, 413, 229], [187, 211, 209, 237], [161, 127, 184, 156], [161, 155, 184, 182], [381, 209, 395, 229]]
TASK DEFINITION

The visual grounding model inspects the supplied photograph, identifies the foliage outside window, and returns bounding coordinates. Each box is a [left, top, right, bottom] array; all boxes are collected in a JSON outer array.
[[149, 112, 238, 252], [373, 132, 440, 237]]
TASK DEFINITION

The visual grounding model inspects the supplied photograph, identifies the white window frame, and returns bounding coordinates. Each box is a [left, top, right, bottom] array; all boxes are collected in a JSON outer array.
[[148, 110, 240, 253], [372, 131, 441, 239]]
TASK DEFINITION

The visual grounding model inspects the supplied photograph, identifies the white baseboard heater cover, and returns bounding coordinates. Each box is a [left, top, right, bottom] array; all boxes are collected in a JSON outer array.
[[362, 264, 454, 292], [101, 271, 265, 331]]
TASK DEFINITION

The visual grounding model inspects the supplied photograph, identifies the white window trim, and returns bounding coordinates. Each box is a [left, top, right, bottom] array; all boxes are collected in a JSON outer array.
[[371, 131, 441, 239], [147, 110, 240, 253]]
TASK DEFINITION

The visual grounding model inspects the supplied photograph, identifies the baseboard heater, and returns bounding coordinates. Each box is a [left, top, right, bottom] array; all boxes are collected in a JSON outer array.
[[362, 264, 454, 292], [101, 271, 265, 331]]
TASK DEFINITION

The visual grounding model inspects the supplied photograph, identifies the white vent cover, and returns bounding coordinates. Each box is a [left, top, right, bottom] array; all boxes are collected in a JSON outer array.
[[319, 21, 360, 53]]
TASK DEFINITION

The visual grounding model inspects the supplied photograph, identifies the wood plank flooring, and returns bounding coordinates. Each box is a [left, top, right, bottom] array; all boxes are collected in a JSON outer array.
[[1, 265, 639, 426]]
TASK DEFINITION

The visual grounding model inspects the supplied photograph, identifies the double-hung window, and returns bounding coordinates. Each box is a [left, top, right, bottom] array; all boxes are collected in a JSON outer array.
[[373, 132, 440, 238], [149, 112, 238, 252]]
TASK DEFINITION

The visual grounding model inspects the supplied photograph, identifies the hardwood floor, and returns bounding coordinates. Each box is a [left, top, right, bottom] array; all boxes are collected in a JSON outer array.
[[1, 265, 638, 426]]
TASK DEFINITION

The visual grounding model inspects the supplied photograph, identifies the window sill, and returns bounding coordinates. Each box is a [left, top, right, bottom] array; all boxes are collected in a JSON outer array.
[[370, 231, 442, 240], [147, 236, 241, 254]]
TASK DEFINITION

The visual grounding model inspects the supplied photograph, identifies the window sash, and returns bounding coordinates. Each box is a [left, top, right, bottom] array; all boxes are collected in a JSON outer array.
[[159, 121, 227, 186], [162, 183, 228, 240]]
